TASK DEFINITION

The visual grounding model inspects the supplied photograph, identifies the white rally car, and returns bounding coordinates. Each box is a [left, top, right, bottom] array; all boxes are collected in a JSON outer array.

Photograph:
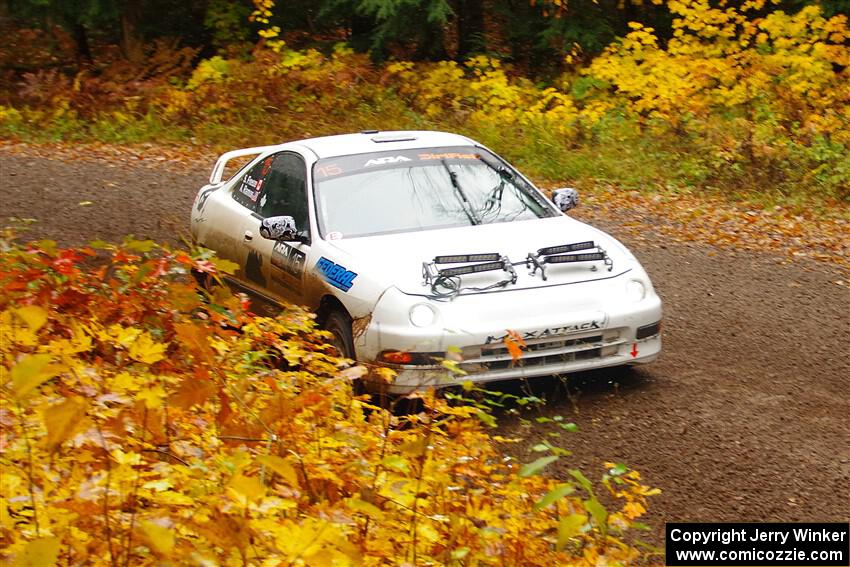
[[191, 131, 661, 393]]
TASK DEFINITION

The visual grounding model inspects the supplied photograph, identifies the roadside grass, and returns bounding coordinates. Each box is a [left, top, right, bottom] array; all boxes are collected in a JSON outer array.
[[2, 100, 848, 223]]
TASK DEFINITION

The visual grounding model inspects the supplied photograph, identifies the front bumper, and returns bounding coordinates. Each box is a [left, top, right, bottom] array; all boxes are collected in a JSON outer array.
[[357, 274, 662, 394]]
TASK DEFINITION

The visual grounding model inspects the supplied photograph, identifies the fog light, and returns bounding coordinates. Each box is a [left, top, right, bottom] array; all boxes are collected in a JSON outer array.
[[377, 351, 442, 366], [636, 321, 661, 340], [409, 303, 437, 327]]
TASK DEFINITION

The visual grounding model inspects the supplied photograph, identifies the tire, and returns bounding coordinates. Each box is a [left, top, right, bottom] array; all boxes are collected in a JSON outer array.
[[324, 310, 355, 360]]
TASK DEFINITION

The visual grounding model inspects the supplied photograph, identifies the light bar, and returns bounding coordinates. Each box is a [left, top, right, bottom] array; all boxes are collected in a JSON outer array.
[[544, 252, 606, 264], [439, 261, 505, 277], [537, 241, 595, 256], [434, 253, 500, 264]]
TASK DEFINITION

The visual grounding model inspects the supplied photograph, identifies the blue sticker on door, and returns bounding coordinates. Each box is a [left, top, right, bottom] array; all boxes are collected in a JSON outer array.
[[316, 257, 358, 292]]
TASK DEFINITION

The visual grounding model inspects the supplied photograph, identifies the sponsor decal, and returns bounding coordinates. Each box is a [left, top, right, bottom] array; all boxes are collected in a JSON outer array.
[[271, 241, 306, 278], [195, 187, 216, 212], [485, 321, 605, 344], [364, 155, 412, 167], [315, 163, 343, 178], [260, 156, 274, 176], [314, 147, 487, 180], [239, 174, 262, 202], [418, 152, 478, 161], [326, 231, 343, 241], [316, 257, 358, 292]]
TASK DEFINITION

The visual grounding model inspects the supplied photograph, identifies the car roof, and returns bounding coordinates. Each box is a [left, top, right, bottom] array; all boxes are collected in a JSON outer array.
[[294, 130, 479, 159]]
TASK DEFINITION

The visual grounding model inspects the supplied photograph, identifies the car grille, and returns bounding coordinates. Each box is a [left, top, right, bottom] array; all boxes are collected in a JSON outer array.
[[459, 329, 625, 374]]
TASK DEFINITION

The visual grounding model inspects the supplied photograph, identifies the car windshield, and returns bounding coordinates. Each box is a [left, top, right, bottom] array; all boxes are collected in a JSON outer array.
[[312, 146, 556, 238]]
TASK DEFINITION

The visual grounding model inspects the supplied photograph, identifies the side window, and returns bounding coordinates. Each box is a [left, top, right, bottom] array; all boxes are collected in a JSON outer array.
[[257, 153, 310, 239], [232, 155, 274, 209]]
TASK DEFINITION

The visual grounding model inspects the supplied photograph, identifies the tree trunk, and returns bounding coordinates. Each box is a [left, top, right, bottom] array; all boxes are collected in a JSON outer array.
[[119, 0, 145, 63], [349, 13, 375, 54], [417, 24, 448, 61], [71, 21, 94, 67], [455, 0, 485, 60], [46, 7, 92, 68]]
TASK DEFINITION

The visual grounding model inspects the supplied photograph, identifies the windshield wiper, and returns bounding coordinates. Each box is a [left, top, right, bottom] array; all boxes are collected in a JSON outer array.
[[481, 179, 506, 216], [476, 155, 556, 216], [441, 159, 481, 225]]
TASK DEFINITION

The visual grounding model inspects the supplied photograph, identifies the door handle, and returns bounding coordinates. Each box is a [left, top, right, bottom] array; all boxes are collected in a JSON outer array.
[[243, 230, 253, 241]]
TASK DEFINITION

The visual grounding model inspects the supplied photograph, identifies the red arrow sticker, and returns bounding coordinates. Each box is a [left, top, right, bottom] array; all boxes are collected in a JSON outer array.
[[630, 344, 638, 358]]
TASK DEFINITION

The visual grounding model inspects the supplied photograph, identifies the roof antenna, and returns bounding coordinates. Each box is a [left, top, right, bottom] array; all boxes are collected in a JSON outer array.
[[361, 129, 379, 134]]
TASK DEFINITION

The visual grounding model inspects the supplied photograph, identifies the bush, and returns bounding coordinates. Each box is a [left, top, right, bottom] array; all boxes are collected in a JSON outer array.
[[0, 236, 657, 565], [4, 0, 846, 201]]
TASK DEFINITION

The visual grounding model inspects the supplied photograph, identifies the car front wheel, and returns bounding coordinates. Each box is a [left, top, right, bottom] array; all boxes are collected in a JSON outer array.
[[324, 310, 355, 360]]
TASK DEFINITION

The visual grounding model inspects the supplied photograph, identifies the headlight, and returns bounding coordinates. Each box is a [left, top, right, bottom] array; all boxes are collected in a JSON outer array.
[[625, 279, 646, 302], [409, 303, 437, 327]]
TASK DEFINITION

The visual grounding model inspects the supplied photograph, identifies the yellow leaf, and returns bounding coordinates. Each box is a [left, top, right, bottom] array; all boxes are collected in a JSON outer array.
[[374, 367, 396, 383], [152, 491, 195, 506], [0, 500, 13, 530], [106, 324, 141, 348], [257, 455, 299, 487], [128, 332, 166, 364], [142, 479, 173, 492], [112, 448, 142, 466], [399, 438, 428, 456], [228, 474, 266, 505], [348, 498, 384, 520], [14, 306, 48, 333], [381, 455, 410, 473], [0, 311, 38, 347], [46, 323, 93, 355], [137, 385, 166, 409], [110, 372, 140, 394], [211, 257, 239, 275], [557, 513, 588, 550], [12, 537, 60, 567], [140, 520, 174, 556], [623, 500, 646, 519], [9, 354, 64, 400], [42, 396, 88, 452]]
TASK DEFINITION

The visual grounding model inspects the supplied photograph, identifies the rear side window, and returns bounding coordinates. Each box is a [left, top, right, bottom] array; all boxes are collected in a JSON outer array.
[[232, 155, 275, 209], [257, 152, 310, 239]]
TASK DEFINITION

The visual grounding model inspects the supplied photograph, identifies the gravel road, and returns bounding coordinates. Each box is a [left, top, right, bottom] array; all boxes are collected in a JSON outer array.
[[2, 149, 848, 548]]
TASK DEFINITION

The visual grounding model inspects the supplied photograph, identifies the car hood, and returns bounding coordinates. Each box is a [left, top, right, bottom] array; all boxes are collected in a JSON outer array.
[[324, 216, 637, 296]]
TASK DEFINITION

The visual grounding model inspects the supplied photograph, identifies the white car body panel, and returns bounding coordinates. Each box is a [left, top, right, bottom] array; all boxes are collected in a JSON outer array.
[[191, 131, 662, 393]]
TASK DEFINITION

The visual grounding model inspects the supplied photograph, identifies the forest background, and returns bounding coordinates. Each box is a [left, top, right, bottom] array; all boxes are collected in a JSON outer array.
[[1, 0, 849, 564], [1, 0, 849, 207]]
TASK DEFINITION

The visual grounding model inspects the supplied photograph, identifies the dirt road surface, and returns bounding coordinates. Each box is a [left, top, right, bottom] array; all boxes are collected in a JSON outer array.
[[2, 149, 848, 549]]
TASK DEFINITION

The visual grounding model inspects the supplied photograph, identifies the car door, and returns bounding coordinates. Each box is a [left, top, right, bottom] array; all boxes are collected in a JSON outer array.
[[205, 154, 274, 295], [242, 151, 311, 305], [193, 155, 270, 282]]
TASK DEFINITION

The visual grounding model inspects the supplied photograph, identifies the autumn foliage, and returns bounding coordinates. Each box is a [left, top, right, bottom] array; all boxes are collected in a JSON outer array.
[[0, 236, 658, 565], [2, 1, 849, 202]]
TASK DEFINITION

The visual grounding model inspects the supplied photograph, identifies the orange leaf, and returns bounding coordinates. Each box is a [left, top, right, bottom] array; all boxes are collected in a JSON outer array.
[[174, 322, 213, 363], [169, 374, 217, 410], [504, 329, 526, 362], [42, 396, 88, 452]]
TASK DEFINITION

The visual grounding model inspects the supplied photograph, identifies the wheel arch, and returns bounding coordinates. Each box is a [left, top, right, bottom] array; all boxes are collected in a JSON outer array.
[[315, 294, 351, 326]]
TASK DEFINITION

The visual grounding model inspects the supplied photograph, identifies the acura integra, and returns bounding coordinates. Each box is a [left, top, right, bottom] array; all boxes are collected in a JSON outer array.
[[190, 130, 662, 393]]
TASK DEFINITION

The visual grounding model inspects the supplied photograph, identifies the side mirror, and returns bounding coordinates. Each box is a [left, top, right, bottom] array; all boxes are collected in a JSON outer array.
[[552, 187, 579, 212], [259, 215, 298, 241]]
